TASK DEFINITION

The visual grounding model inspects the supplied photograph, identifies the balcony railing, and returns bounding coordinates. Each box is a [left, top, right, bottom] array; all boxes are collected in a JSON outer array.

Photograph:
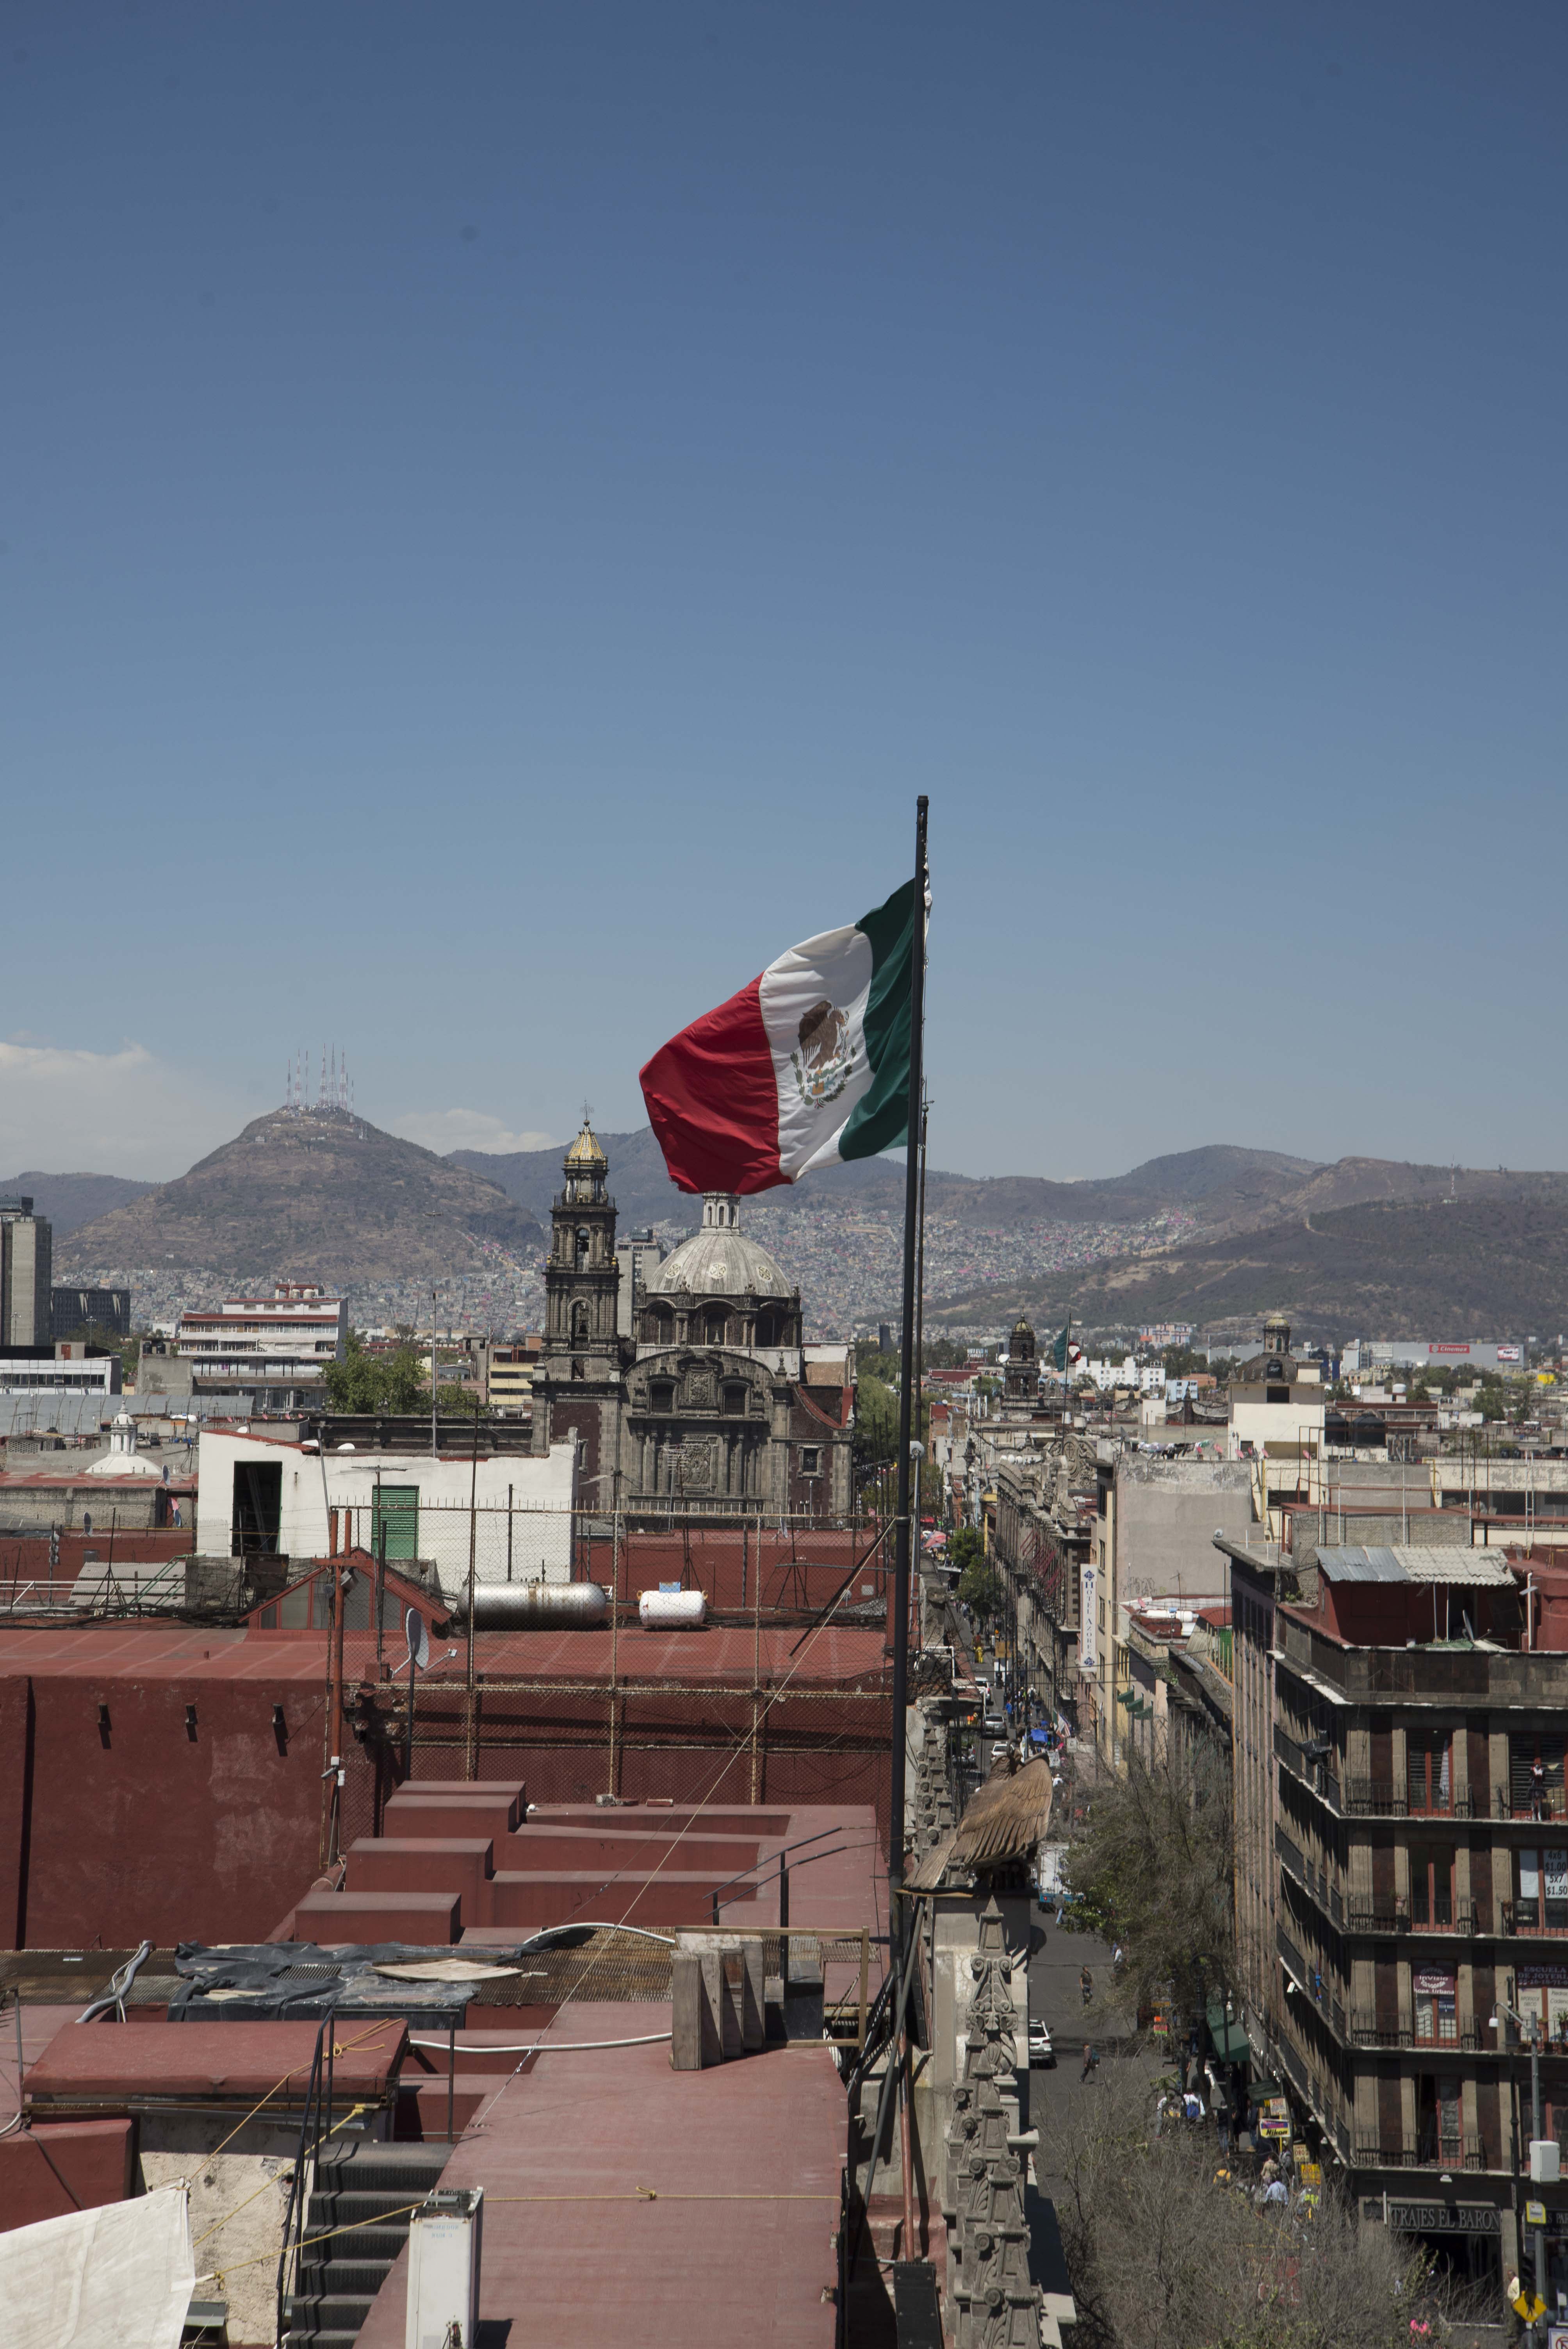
[[1411, 1900, 1477, 1937], [1351, 2010, 1413, 2048], [1352, 2132, 1483, 2172], [1347, 1896, 1409, 1934], [1274, 1725, 1343, 1812], [1499, 1898, 1568, 1937], [1495, 1786, 1568, 1822], [1341, 1779, 1474, 1820], [1345, 1896, 1477, 1937]]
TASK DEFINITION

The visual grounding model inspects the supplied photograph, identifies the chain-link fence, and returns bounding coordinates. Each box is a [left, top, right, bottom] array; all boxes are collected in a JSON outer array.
[[310, 1510, 897, 1869]]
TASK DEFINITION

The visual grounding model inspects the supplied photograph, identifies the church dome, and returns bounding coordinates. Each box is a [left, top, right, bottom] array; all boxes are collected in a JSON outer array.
[[646, 1194, 793, 1301], [565, 1120, 607, 1169]]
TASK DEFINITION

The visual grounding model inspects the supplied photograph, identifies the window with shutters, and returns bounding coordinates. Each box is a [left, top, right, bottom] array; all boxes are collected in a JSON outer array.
[[1416, 2072, 1462, 2164], [1407, 1730, 1452, 1815], [1409, 1843, 1453, 1929]]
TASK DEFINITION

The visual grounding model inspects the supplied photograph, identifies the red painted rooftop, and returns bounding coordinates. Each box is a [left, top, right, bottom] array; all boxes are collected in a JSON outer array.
[[355, 2002, 843, 2349], [0, 1621, 889, 1684], [24, 2018, 406, 2106]]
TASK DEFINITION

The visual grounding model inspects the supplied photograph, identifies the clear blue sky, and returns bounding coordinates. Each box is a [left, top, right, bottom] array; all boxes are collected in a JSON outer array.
[[2, 3, 1564, 1180]]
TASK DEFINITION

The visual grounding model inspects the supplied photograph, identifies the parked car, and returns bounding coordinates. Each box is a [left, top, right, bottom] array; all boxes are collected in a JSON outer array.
[[1028, 2019, 1054, 2068]]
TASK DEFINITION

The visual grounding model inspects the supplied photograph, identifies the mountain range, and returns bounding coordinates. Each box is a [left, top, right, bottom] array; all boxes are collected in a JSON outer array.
[[926, 1186, 1568, 1345], [23, 1116, 1568, 1338], [451, 1133, 1538, 1243]]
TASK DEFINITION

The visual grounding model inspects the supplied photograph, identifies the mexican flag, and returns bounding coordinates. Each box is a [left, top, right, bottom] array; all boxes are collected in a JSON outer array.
[[640, 878, 919, 1194]]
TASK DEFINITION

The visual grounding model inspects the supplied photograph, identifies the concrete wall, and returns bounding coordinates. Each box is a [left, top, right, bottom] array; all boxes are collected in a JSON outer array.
[[195, 1431, 579, 1584], [1115, 1459, 1254, 1602]]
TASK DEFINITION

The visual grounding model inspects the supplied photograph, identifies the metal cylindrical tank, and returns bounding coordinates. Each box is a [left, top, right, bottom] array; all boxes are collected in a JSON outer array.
[[638, 1588, 707, 1629], [454, 1581, 608, 1628]]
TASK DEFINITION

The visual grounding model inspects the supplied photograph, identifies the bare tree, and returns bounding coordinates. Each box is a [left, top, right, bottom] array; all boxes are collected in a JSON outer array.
[[1057, 2066, 1450, 2349]]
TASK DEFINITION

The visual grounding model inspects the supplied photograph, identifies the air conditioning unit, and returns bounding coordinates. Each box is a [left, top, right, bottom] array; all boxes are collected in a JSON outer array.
[[407, 2187, 484, 2349]]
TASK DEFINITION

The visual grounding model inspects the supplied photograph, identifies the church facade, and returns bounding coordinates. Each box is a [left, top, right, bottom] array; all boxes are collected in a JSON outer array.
[[529, 1122, 855, 1519]]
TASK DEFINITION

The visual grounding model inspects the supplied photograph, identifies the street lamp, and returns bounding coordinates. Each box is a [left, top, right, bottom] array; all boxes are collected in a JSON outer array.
[[1491, 1994, 1555, 2343]]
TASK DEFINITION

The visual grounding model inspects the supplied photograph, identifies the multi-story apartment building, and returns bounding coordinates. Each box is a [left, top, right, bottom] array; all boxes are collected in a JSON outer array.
[[483, 1337, 541, 1416], [991, 1450, 1089, 1735], [175, 1281, 347, 1411], [1222, 1529, 1568, 2310]]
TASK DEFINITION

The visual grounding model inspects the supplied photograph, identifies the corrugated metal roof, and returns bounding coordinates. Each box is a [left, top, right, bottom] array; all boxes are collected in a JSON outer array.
[[1314, 1545, 1515, 1588], [0, 1392, 242, 1437]]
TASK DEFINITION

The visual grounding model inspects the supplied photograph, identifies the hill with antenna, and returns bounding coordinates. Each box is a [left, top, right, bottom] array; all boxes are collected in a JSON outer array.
[[59, 1103, 543, 1287]]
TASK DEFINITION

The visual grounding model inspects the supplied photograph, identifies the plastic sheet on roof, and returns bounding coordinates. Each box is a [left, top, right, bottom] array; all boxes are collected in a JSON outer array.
[[2, 2182, 194, 2349]]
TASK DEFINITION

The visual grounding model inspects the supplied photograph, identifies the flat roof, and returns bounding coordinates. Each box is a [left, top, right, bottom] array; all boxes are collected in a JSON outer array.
[[0, 1622, 890, 1687], [353, 2002, 843, 2349], [25, 2017, 405, 2108]]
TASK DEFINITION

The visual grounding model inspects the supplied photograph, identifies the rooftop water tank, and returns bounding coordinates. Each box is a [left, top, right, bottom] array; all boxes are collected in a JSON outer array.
[[453, 1581, 608, 1629], [638, 1587, 707, 1629]]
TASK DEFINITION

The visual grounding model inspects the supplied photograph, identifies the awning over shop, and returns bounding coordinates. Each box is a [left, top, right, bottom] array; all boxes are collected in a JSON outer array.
[[1207, 1999, 1250, 2063]]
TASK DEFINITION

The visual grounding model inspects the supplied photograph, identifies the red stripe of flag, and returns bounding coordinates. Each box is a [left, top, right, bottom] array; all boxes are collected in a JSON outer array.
[[639, 975, 784, 1195]]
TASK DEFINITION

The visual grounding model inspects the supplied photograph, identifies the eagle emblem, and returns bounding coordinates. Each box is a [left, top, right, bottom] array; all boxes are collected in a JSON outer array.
[[789, 998, 857, 1107]]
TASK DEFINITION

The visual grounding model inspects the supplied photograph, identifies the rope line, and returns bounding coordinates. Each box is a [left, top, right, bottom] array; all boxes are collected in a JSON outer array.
[[191, 2103, 371, 2250], [199, 2186, 841, 2286], [203, 2021, 397, 2164]]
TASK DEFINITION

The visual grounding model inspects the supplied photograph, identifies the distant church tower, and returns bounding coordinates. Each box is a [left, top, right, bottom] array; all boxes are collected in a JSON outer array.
[[1002, 1315, 1039, 1410], [532, 1117, 624, 1479], [546, 1119, 620, 1363]]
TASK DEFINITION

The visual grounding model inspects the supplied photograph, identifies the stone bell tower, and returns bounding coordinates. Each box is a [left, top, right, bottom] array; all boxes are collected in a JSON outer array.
[[532, 1116, 625, 1479]]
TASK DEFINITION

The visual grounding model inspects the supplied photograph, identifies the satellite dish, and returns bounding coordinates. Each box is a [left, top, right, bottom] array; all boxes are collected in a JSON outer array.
[[404, 1608, 430, 1672]]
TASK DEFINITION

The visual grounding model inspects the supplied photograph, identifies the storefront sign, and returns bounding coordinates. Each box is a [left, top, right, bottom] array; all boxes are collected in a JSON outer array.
[[1080, 1564, 1096, 1674], [1385, 2203, 1500, 2235]]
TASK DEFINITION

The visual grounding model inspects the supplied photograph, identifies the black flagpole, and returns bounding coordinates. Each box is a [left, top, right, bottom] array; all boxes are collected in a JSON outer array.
[[887, 796, 929, 1935]]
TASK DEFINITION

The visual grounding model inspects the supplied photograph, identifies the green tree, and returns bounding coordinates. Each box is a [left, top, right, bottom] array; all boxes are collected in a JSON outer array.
[[957, 1556, 1004, 1623], [949, 1525, 985, 1576], [854, 1372, 899, 1466], [323, 1333, 430, 1413], [1061, 1742, 1235, 2045], [1474, 1376, 1507, 1423], [435, 1380, 483, 1417]]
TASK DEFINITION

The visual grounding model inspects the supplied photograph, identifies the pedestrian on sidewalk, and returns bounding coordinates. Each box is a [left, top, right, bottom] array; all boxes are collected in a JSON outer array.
[[1080, 2042, 1098, 2082], [1080, 1966, 1093, 2006]]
